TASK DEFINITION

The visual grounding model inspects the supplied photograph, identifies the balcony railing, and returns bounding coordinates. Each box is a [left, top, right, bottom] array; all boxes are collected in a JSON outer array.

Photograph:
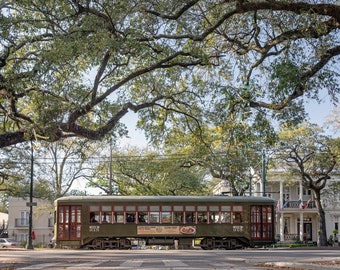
[[278, 200, 316, 210], [284, 234, 299, 241], [15, 218, 29, 227]]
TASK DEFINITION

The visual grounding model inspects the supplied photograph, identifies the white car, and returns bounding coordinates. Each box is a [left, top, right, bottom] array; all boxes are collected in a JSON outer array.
[[0, 238, 18, 248]]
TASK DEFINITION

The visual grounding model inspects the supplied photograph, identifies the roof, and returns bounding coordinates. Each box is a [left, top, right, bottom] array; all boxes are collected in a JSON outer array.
[[55, 195, 275, 204]]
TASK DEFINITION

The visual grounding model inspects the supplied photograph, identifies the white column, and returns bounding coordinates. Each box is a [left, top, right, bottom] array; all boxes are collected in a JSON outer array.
[[280, 213, 284, 242], [300, 212, 304, 242], [279, 181, 284, 242], [299, 181, 304, 242]]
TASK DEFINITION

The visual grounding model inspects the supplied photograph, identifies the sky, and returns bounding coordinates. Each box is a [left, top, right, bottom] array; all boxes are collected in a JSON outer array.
[[304, 96, 339, 136]]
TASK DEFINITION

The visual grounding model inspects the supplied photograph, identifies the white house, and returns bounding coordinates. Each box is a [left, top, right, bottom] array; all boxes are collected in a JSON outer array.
[[213, 169, 340, 245], [7, 197, 54, 247], [0, 212, 8, 237]]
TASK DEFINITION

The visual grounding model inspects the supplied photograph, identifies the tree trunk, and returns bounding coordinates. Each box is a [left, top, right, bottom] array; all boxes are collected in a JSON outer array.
[[314, 190, 328, 246]]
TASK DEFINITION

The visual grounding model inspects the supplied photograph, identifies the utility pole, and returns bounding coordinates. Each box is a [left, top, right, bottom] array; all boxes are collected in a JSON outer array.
[[26, 140, 34, 250], [109, 141, 113, 195], [262, 148, 266, 197]]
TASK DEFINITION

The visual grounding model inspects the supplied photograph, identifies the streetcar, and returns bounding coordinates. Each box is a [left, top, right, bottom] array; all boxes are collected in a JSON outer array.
[[54, 195, 275, 249]]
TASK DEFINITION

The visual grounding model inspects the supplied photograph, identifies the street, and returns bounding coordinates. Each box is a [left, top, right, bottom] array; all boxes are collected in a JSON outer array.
[[0, 248, 339, 269]]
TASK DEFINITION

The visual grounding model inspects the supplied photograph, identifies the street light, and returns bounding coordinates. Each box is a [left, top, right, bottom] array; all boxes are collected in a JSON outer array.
[[26, 140, 34, 250]]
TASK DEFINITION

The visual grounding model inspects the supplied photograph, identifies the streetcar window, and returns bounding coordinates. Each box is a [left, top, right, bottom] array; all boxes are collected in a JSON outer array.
[[115, 212, 124, 223], [186, 206, 195, 211], [101, 206, 112, 224], [161, 212, 171, 223], [126, 213, 135, 223], [268, 210, 272, 223], [209, 212, 219, 223], [58, 224, 69, 238], [221, 205, 231, 211], [58, 225, 64, 238], [173, 206, 183, 223], [126, 206, 136, 223], [232, 206, 243, 223], [185, 212, 196, 223], [221, 205, 231, 223], [150, 206, 160, 211], [149, 206, 159, 223], [233, 212, 243, 223], [89, 212, 98, 223], [114, 205, 124, 211], [162, 205, 171, 211], [173, 205, 183, 211], [138, 212, 148, 223], [197, 206, 207, 223], [161, 206, 172, 223], [251, 206, 261, 223], [262, 206, 272, 223], [138, 205, 148, 211], [221, 212, 231, 223], [102, 205, 111, 211], [173, 212, 183, 223], [209, 206, 220, 223], [89, 206, 100, 223], [76, 225, 81, 238], [58, 211, 62, 223], [185, 206, 196, 223], [137, 206, 148, 223], [197, 206, 207, 211], [185, 212, 195, 223], [150, 212, 159, 223], [126, 205, 136, 211], [112, 206, 124, 223], [197, 212, 208, 223], [102, 212, 112, 223], [233, 206, 243, 211]]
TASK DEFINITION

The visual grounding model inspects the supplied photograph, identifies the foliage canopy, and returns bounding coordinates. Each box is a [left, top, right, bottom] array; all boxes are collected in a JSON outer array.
[[0, 0, 339, 148]]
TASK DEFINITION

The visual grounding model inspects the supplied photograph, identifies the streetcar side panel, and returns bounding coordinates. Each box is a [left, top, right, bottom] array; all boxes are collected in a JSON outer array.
[[55, 196, 275, 249]]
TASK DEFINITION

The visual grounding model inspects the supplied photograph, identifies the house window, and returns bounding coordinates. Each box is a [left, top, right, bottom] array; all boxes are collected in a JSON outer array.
[[20, 211, 29, 226], [303, 188, 311, 195], [18, 233, 27, 242]]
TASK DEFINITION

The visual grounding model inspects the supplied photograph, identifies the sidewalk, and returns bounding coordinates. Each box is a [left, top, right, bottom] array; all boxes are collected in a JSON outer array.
[[261, 258, 340, 270]]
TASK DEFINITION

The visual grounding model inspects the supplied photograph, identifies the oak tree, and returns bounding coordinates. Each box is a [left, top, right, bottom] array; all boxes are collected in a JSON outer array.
[[0, 1, 338, 148]]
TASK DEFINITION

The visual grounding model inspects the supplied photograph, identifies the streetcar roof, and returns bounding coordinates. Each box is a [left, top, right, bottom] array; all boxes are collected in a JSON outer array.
[[55, 195, 275, 204]]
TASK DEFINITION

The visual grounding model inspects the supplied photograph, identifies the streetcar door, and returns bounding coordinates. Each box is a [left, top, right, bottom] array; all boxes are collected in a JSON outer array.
[[57, 205, 82, 241], [250, 205, 273, 241]]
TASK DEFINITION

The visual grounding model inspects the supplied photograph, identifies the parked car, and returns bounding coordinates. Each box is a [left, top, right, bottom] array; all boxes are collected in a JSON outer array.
[[0, 238, 18, 248]]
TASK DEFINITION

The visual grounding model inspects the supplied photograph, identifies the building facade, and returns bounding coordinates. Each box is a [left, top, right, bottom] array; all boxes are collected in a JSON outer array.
[[0, 212, 8, 237], [266, 172, 340, 245], [214, 170, 340, 245], [7, 197, 54, 247]]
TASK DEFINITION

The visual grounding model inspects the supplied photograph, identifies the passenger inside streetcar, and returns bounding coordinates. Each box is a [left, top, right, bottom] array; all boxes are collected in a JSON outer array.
[[90, 212, 98, 223]]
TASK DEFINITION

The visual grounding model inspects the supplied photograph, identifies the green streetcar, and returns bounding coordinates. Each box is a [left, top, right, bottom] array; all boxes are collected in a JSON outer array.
[[55, 195, 275, 249]]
